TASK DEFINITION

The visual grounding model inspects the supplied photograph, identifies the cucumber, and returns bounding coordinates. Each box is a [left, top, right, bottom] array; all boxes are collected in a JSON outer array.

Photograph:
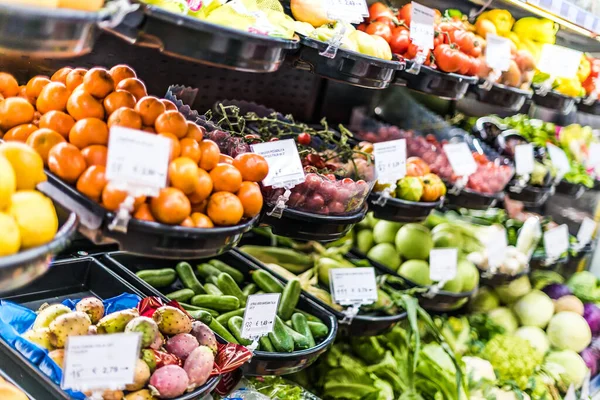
[[277, 279, 301, 320], [166, 288, 195, 303], [307, 321, 329, 339], [259, 335, 275, 352], [294, 309, 321, 323], [283, 323, 310, 350], [204, 283, 223, 296], [175, 262, 206, 294], [227, 316, 253, 346], [217, 273, 247, 307], [135, 269, 176, 288], [268, 316, 294, 353], [242, 283, 258, 296], [292, 313, 315, 348], [207, 275, 220, 286], [216, 308, 245, 326], [187, 310, 213, 325], [196, 263, 221, 279], [191, 295, 239, 312], [208, 259, 245, 285], [180, 303, 219, 317], [209, 318, 238, 344], [252, 270, 284, 293]]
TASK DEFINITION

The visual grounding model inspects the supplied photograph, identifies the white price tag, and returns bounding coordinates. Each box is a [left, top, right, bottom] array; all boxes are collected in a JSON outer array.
[[61, 333, 141, 392], [547, 143, 571, 180], [241, 293, 281, 340], [374, 139, 406, 183], [485, 34, 512, 72], [324, 0, 368, 23], [538, 44, 582, 79], [443, 143, 477, 177], [587, 142, 600, 169], [429, 248, 458, 282], [410, 2, 435, 49], [515, 144, 535, 175], [329, 267, 378, 306], [543, 224, 570, 259], [486, 227, 508, 269], [577, 217, 596, 247], [105, 127, 170, 195], [251, 139, 305, 188]]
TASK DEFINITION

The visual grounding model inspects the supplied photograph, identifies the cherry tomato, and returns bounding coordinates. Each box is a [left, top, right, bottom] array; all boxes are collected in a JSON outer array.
[[341, 178, 354, 184], [373, 16, 395, 30], [398, 3, 411, 25], [297, 132, 311, 145], [369, 2, 394, 20], [269, 137, 279, 142], [389, 27, 410, 55], [325, 174, 337, 181], [366, 21, 393, 43], [433, 44, 462, 73]]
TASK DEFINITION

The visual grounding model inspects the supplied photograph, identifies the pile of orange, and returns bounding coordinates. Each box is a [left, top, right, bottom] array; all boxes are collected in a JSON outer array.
[[0, 66, 269, 228]]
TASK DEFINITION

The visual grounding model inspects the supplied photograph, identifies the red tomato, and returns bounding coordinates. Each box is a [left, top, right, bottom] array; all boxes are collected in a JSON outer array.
[[366, 21, 392, 43], [405, 44, 431, 65], [389, 27, 410, 55], [470, 41, 482, 58], [449, 30, 475, 56], [298, 132, 311, 145], [434, 31, 444, 47], [467, 56, 482, 76], [357, 23, 368, 32], [433, 44, 462, 73], [398, 3, 411, 25], [369, 2, 394, 20], [373, 16, 395, 30], [457, 52, 471, 75]]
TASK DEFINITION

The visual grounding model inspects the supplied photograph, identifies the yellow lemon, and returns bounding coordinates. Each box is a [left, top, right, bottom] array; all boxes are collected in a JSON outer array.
[[0, 212, 20, 256], [0, 142, 46, 190], [8, 191, 58, 249], [0, 154, 16, 210]]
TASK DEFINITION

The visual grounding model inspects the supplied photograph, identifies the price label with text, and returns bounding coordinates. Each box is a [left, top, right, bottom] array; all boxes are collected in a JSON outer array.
[[544, 224, 570, 259], [251, 139, 305, 189], [374, 139, 406, 183], [429, 248, 458, 281], [547, 143, 571, 180], [105, 127, 170, 194], [577, 217, 596, 247], [587, 142, 600, 170], [443, 143, 477, 177], [329, 268, 378, 306], [485, 34, 512, 72], [486, 227, 508, 269], [538, 44, 582, 79], [324, 0, 368, 23], [410, 2, 435, 49], [241, 293, 281, 340], [61, 333, 141, 391], [515, 143, 535, 175]]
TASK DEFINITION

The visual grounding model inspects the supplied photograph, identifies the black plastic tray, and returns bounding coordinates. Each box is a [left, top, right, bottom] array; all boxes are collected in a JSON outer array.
[[395, 63, 478, 100], [38, 172, 257, 259], [530, 254, 569, 271], [532, 89, 579, 114], [558, 244, 593, 279], [0, 366, 37, 400], [505, 183, 553, 208], [467, 82, 532, 112], [577, 99, 600, 115], [555, 180, 588, 198], [445, 188, 504, 210], [368, 192, 443, 223], [478, 268, 528, 287], [292, 35, 404, 89], [101, 250, 338, 376], [107, 4, 299, 73], [0, 257, 221, 399]]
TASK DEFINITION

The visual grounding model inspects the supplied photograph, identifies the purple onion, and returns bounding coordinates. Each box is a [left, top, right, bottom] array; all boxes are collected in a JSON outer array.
[[581, 347, 599, 376], [542, 283, 571, 300], [584, 303, 600, 335]]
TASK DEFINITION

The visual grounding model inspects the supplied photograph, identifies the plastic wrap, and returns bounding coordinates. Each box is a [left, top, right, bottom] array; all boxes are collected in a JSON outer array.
[[220, 376, 320, 399]]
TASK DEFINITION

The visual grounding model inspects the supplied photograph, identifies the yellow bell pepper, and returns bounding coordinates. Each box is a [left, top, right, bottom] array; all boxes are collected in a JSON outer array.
[[513, 17, 557, 44], [578, 55, 591, 82], [482, 9, 514, 36], [554, 77, 583, 98], [518, 38, 542, 62]]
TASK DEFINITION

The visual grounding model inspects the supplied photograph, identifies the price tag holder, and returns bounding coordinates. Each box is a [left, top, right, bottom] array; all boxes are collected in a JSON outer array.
[[429, 248, 458, 282], [241, 293, 281, 340], [485, 34, 511, 72], [577, 217, 596, 247], [543, 224, 570, 259], [537, 44, 582, 79], [410, 2, 435, 49], [547, 143, 570, 181], [443, 143, 477, 178], [324, 0, 368, 23], [329, 267, 378, 306], [374, 139, 406, 183], [515, 143, 535, 176], [486, 227, 508, 269], [251, 139, 305, 189], [61, 333, 141, 392]]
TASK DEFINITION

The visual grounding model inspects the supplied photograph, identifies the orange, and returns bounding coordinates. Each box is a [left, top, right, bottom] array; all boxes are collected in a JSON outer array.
[[76, 165, 107, 201], [48, 142, 87, 183], [154, 111, 188, 138], [236, 181, 263, 218], [26, 128, 66, 165], [25, 76, 51, 104], [65, 68, 87, 92], [150, 187, 191, 225], [207, 191, 243, 226], [0, 72, 19, 98], [109, 65, 136, 86], [168, 157, 199, 195], [198, 140, 220, 171], [232, 153, 269, 182], [179, 138, 201, 163], [142, 126, 155, 133], [32, 111, 42, 126], [180, 217, 194, 227], [184, 122, 204, 142], [69, 118, 109, 149], [209, 163, 242, 193], [190, 212, 214, 228], [116, 78, 147, 101], [0, 97, 35, 131], [133, 203, 155, 222], [107, 107, 142, 130], [188, 169, 213, 204], [81, 145, 108, 167], [36, 82, 69, 114], [38, 110, 75, 138], [3, 124, 37, 142], [83, 68, 114, 99], [18, 85, 27, 99], [66, 90, 105, 121], [101, 181, 146, 211], [219, 154, 233, 165], [162, 99, 177, 111], [158, 132, 181, 161], [191, 199, 208, 214], [103, 90, 136, 116], [135, 96, 165, 126], [51, 67, 73, 84]]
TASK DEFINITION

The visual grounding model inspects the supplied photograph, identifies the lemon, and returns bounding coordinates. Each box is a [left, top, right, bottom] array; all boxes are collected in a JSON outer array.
[[0, 212, 20, 256], [0, 142, 46, 190], [8, 191, 58, 249], [0, 154, 16, 210]]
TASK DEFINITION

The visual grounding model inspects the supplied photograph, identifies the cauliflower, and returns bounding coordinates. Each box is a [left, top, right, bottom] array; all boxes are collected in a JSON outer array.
[[481, 335, 544, 389]]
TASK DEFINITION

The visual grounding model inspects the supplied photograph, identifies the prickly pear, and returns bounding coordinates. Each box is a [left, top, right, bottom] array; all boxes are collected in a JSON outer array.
[[184, 345, 214, 390], [97, 309, 139, 334], [75, 297, 105, 324], [125, 316, 159, 348], [149, 331, 164, 350], [124, 389, 155, 400], [32, 304, 71, 330], [190, 321, 217, 353], [49, 311, 91, 348], [87, 325, 98, 335], [148, 365, 189, 399], [141, 349, 158, 373], [84, 389, 124, 400], [22, 328, 53, 350], [164, 333, 199, 361], [125, 359, 151, 392], [152, 306, 191, 335], [48, 349, 65, 368]]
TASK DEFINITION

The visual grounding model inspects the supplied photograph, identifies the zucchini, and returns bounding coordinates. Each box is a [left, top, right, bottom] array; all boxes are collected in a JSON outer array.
[[216, 308, 245, 326], [268, 316, 294, 353], [175, 262, 205, 294], [191, 294, 239, 312], [294, 309, 321, 323], [307, 321, 329, 339], [251, 270, 284, 293], [292, 313, 315, 348], [208, 259, 245, 285], [277, 279, 301, 320], [242, 283, 258, 296], [227, 316, 253, 346], [217, 273, 247, 307], [209, 318, 238, 344], [135, 268, 176, 288], [166, 288, 194, 303], [259, 335, 275, 352]]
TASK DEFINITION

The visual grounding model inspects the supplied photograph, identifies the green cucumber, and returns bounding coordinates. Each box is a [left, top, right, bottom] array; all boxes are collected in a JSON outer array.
[[294, 309, 321, 323], [135, 269, 176, 288], [277, 279, 301, 320], [283, 323, 310, 350], [307, 321, 329, 339], [227, 316, 252, 346], [187, 310, 213, 325], [217, 273, 246, 307], [191, 295, 239, 312], [204, 283, 223, 296], [292, 313, 315, 348], [209, 318, 238, 344], [180, 303, 219, 317], [259, 335, 275, 352], [166, 288, 194, 303], [242, 283, 258, 296], [216, 308, 246, 326], [196, 263, 221, 279], [175, 262, 205, 294], [252, 270, 284, 293], [207, 275, 219, 286], [268, 316, 294, 353], [208, 259, 245, 285]]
